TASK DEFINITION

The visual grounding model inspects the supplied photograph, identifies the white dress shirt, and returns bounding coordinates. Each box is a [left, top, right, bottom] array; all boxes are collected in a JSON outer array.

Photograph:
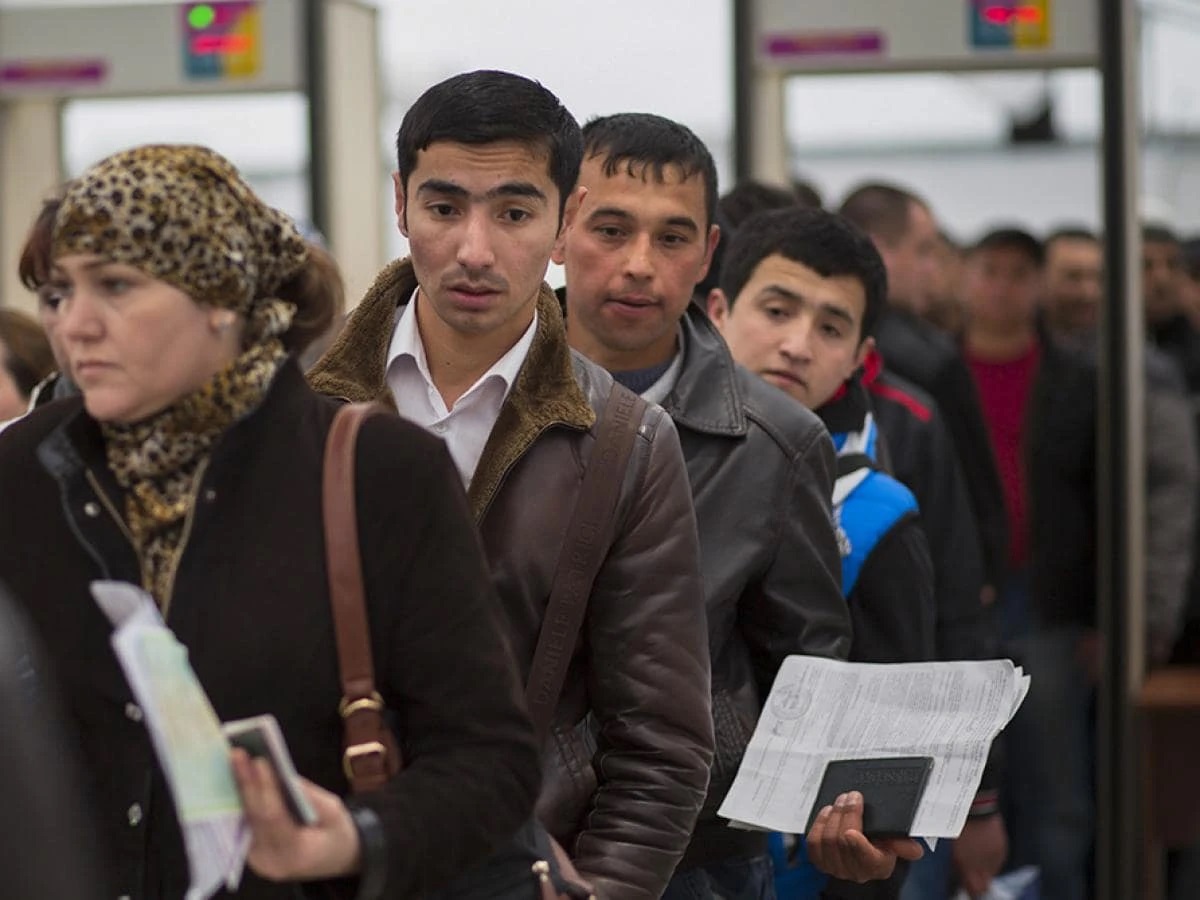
[[385, 291, 538, 486]]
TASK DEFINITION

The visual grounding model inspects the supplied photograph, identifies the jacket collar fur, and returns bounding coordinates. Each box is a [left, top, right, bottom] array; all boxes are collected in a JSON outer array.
[[308, 258, 596, 520]]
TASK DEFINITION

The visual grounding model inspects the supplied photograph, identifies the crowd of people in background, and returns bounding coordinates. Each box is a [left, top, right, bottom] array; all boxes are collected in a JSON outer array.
[[0, 67, 1197, 900]]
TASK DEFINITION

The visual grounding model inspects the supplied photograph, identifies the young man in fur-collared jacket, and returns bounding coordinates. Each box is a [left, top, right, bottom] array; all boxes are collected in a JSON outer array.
[[309, 71, 714, 900]]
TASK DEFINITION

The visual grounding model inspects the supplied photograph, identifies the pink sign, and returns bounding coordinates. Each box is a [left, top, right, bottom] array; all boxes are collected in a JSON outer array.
[[764, 32, 886, 58], [0, 60, 108, 87]]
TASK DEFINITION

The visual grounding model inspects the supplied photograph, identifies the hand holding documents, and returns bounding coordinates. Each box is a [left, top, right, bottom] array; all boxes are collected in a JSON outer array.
[[95, 580, 354, 895], [223, 714, 318, 826], [806, 756, 934, 837], [718, 655, 1029, 841], [93, 580, 249, 900]]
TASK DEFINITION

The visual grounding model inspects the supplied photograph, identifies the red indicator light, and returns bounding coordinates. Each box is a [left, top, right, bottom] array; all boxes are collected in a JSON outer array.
[[190, 34, 252, 54], [982, 4, 1044, 26]]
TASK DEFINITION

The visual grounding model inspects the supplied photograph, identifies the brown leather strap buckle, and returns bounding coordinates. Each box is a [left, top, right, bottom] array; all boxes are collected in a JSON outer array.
[[343, 740, 388, 780], [339, 692, 384, 719], [325, 404, 405, 794]]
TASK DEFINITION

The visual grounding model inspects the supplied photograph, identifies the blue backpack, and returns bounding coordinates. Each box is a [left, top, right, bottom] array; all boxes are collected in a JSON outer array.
[[831, 415, 919, 595]]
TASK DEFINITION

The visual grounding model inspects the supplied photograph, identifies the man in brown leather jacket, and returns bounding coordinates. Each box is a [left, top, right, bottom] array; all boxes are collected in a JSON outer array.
[[309, 71, 714, 900], [557, 113, 852, 899]]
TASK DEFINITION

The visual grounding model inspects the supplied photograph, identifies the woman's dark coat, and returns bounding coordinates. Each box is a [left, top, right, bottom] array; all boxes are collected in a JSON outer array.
[[0, 362, 540, 899]]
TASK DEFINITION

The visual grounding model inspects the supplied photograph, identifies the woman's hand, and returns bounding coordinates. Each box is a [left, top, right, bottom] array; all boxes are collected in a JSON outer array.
[[806, 791, 924, 883], [231, 749, 362, 882]]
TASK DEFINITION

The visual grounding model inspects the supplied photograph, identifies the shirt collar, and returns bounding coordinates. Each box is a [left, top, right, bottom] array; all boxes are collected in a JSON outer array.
[[387, 289, 434, 385], [387, 289, 539, 404]]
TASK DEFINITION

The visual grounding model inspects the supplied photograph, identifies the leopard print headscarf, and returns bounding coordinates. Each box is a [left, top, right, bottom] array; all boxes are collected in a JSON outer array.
[[52, 144, 309, 316], [53, 145, 310, 611]]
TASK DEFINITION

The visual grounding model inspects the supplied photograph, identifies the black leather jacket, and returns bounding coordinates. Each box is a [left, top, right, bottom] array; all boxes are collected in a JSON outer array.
[[863, 360, 993, 666], [874, 308, 1008, 590], [664, 304, 852, 869]]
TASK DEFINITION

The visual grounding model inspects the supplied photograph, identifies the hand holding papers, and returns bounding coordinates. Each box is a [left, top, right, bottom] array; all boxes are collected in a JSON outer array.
[[806, 756, 934, 837], [229, 751, 364, 883], [93, 581, 248, 900], [95, 580, 364, 894], [718, 655, 1029, 841], [808, 791, 926, 883], [223, 715, 319, 826]]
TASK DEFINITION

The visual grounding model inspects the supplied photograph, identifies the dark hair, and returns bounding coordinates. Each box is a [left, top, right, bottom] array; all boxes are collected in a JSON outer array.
[[970, 227, 1045, 267], [395, 70, 582, 219], [275, 243, 342, 355], [718, 180, 797, 231], [720, 207, 888, 343], [1144, 222, 1180, 246], [0, 308, 54, 397], [581, 113, 718, 229], [839, 182, 926, 246], [18, 196, 61, 294], [701, 179, 821, 299], [792, 178, 824, 210]]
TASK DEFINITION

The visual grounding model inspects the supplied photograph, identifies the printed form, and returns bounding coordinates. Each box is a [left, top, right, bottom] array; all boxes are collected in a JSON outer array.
[[718, 655, 1029, 839], [94, 581, 248, 900]]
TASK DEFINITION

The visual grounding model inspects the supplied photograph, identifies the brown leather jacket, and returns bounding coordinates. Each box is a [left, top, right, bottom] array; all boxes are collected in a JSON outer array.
[[309, 260, 715, 900]]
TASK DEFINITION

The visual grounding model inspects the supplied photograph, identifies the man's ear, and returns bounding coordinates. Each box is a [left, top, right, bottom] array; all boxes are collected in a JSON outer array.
[[695, 224, 721, 284], [854, 335, 876, 370], [392, 172, 408, 237], [707, 288, 731, 332], [551, 185, 587, 265]]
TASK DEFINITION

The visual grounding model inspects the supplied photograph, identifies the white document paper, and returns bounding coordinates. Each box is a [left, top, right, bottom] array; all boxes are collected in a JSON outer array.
[[93, 581, 249, 900], [717, 655, 1029, 839]]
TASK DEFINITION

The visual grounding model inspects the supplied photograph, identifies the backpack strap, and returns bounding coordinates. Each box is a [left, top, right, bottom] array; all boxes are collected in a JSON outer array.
[[833, 461, 920, 596], [524, 383, 648, 738], [831, 414, 881, 506], [836, 451, 877, 479]]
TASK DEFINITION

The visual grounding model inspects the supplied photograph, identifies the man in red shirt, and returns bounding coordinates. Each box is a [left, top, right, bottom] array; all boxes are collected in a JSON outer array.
[[961, 231, 1043, 577], [961, 227, 1098, 900]]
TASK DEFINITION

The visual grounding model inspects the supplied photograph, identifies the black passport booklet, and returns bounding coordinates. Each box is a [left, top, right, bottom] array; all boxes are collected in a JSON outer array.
[[805, 756, 935, 838], [223, 714, 318, 826]]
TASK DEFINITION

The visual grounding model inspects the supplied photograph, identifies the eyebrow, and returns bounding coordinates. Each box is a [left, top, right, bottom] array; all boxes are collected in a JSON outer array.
[[416, 178, 548, 203], [667, 216, 701, 234], [51, 258, 121, 276], [587, 205, 701, 235], [819, 303, 856, 327], [758, 284, 804, 304], [759, 284, 857, 326]]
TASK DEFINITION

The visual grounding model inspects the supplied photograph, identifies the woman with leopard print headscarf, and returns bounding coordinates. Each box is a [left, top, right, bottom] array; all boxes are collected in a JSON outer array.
[[0, 145, 540, 900]]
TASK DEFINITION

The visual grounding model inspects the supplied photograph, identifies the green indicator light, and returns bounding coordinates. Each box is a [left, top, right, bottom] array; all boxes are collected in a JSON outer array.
[[188, 4, 217, 30]]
